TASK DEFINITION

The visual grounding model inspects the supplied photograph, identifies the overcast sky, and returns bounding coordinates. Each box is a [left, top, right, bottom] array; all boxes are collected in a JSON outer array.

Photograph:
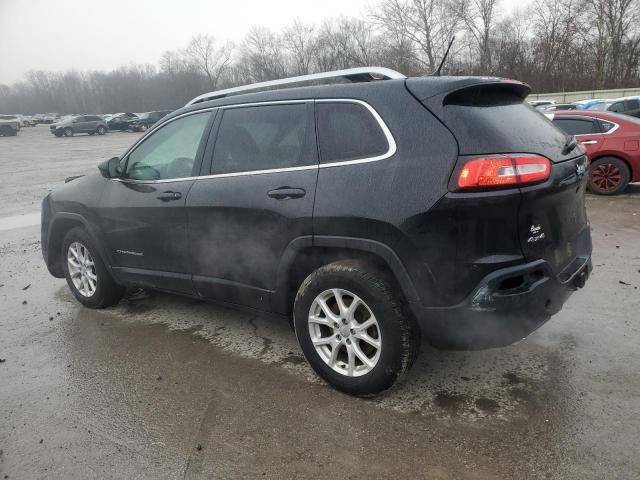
[[0, 0, 529, 85]]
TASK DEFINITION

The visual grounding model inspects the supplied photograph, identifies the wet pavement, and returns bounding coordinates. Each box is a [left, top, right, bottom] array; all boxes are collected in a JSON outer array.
[[1, 127, 639, 479]]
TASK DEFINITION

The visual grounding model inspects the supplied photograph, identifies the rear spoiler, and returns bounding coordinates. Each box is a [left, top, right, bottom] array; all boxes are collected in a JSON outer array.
[[406, 77, 531, 117]]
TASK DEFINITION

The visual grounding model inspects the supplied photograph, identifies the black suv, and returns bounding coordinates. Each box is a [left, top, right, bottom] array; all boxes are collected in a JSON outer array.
[[129, 110, 172, 132], [41, 68, 592, 395]]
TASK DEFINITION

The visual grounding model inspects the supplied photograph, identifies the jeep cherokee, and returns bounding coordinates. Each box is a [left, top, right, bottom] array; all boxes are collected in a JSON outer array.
[[41, 67, 592, 395]]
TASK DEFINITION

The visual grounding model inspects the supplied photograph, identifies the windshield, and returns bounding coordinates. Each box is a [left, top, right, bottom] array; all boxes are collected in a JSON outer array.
[[137, 113, 150, 119]]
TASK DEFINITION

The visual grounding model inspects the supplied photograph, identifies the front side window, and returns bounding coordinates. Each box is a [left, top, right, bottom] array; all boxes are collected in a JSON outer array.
[[211, 104, 309, 174], [125, 111, 210, 181], [316, 102, 389, 163], [553, 118, 597, 136]]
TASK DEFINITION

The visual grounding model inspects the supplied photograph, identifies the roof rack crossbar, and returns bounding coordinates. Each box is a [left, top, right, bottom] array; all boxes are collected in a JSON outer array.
[[185, 67, 406, 106]]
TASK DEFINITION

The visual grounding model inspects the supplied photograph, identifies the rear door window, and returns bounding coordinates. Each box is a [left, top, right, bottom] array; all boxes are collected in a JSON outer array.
[[316, 102, 389, 163], [552, 118, 598, 136], [211, 103, 311, 174]]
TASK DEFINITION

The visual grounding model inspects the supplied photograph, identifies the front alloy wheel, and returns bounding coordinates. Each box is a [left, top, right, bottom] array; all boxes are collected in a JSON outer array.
[[67, 242, 97, 297], [308, 289, 381, 377]]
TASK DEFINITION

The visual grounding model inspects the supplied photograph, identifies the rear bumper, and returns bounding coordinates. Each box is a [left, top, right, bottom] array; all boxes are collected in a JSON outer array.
[[417, 254, 592, 350]]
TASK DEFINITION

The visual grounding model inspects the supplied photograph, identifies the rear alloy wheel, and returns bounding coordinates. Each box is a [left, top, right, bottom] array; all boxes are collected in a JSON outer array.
[[64, 127, 73, 137], [97, 125, 106, 135], [294, 260, 420, 396], [588, 157, 630, 195]]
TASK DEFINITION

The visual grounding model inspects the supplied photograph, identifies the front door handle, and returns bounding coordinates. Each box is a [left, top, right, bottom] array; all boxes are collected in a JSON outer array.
[[157, 191, 182, 201], [581, 140, 598, 145], [267, 187, 306, 200]]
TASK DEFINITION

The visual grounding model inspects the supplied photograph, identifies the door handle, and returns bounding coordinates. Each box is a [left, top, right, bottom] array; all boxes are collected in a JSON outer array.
[[581, 140, 598, 145], [267, 187, 306, 200], [157, 191, 182, 201]]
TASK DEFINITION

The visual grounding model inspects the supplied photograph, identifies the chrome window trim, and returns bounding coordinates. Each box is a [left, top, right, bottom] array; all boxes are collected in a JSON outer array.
[[113, 98, 396, 185]]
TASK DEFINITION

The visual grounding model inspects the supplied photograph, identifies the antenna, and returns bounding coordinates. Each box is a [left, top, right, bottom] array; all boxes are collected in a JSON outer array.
[[433, 37, 455, 76]]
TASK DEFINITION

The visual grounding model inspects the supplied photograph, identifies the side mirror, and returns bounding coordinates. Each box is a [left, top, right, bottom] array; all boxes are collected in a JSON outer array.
[[98, 157, 123, 179]]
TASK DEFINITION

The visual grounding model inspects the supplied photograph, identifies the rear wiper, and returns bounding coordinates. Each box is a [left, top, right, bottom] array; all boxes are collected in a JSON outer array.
[[562, 136, 578, 155]]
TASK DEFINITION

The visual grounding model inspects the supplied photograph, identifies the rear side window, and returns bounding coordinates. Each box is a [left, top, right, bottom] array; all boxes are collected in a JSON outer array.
[[599, 120, 616, 132], [316, 102, 389, 163], [626, 99, 640, 110], [211, 104, 309, 174], [553, 118, 598, 136]]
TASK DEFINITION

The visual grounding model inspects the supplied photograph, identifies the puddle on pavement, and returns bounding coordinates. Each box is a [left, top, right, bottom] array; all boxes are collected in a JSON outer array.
[[52, 287, 574, 423]]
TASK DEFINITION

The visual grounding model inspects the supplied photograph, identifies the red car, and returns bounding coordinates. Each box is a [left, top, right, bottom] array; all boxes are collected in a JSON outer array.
[[548, 110, 640, 194]]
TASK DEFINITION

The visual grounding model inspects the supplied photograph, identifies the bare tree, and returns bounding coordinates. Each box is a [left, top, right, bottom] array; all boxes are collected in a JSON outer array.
[[283, 20, 317, 75], [459, 0, 499, 73], [184, 34, 233, 89]]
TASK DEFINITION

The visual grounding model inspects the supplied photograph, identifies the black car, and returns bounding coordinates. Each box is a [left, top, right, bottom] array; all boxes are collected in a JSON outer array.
[[107, 113, 138, 131], [41, 68, 592, 395], [129, 110, 172, 132]]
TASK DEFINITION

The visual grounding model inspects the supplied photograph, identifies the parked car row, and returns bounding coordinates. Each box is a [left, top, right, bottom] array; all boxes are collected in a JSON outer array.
[[529, 96, 640, 118], [45, 110, 173, 137]]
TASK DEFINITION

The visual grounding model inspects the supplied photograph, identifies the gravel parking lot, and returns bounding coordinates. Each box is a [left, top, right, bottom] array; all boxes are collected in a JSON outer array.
[[1, 126, 639, 479]]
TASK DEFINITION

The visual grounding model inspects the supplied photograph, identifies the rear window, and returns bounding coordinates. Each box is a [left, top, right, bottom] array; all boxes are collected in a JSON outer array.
[[441, 85, 571, 159], [316, 102, 389, 163], [552, 118, 598, 135]]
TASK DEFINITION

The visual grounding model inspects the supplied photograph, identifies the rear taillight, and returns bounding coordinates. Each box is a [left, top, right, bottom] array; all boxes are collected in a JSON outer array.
[[456, 155, 551, 190]]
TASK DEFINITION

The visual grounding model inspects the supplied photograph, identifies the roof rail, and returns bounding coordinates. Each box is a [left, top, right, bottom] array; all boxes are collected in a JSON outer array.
[[185, 67, 406, 106]]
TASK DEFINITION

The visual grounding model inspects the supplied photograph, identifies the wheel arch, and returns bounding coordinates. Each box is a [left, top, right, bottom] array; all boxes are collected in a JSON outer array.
[[46, 213, 111, 279], [272, 236, 422, 321]]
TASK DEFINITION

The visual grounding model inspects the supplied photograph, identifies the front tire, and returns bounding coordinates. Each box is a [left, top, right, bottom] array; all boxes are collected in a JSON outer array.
[[139, 124, 148, 132], [61, 227, 124, 308], [97, 125, 106, 135], [64, 127, 73, 137], [588, 157, 630, 195], [294, 260, 420, 396]]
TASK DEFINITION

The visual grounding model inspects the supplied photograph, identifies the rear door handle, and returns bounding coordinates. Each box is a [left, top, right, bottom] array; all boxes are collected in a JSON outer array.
[[267, 187, 306, 200], [157, 191, 182, 201]]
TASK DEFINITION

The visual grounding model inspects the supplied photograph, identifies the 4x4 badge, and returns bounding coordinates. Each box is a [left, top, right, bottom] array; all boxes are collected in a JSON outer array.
[[528, 224, 546, 243]]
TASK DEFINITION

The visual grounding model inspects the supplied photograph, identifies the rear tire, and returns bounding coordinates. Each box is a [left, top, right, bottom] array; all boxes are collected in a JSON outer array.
[[293, 260, 420, 396], [140, 124, 148, 132], [61, 227, 124, 308], [97, 125, 106, 135], [64, 127, 73, 137], [588, 157, 630, 195]]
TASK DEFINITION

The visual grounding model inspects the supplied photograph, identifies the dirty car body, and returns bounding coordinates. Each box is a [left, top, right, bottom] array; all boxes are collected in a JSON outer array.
[[41, 69, 592, 395]]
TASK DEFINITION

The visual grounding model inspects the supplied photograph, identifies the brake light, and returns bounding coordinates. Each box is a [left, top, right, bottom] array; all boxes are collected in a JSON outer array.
[[457, 155, 551, 190]]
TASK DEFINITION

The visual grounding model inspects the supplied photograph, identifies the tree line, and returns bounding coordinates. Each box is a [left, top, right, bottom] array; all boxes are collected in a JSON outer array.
[[2, 0, 640, 115]]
